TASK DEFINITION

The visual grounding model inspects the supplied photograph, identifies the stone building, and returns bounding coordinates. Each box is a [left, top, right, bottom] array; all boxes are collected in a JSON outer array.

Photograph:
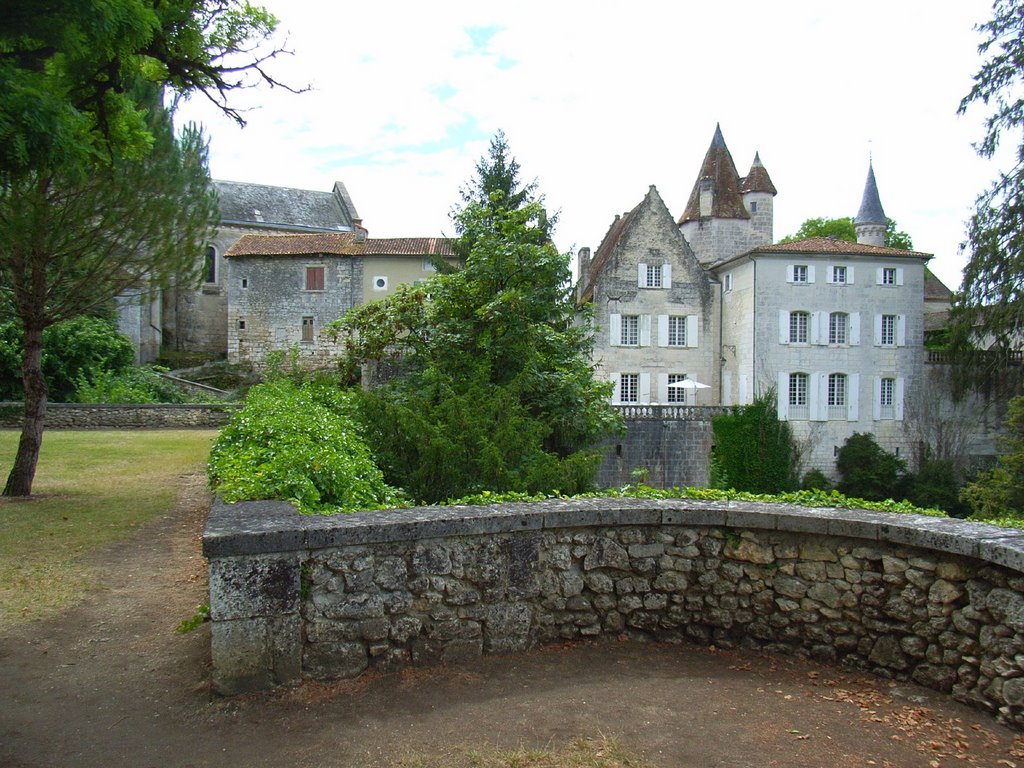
[[224, 232, 453, 369], [581, 124, 967, 476], [577, 185, 721, 405]]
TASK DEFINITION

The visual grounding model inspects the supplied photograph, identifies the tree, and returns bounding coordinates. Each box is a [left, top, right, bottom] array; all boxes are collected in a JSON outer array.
[[835, 433, 907, 502], [0, 1, 296, 497], [950, 1, 1024, 363], [332, 135, 619, 503], [960, 396, 1024, 521], [779, 216, 914, 249], [711, 393, 797, 494]]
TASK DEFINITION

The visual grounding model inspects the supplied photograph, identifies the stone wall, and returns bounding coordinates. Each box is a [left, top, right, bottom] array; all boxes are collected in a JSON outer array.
[[203, 497, 1024, 729], [595, 405, 729, 488], [0, 402, 239, 429]]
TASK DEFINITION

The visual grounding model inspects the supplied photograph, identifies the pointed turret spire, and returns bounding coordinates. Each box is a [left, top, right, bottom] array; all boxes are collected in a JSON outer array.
[[739, 152, 777, 195], [855, 161, 887, 246], [678, 124, 748, 225]]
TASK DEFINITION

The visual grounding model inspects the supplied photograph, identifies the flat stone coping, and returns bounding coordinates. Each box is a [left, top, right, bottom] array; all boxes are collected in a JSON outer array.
[[202, 498, 1024, 574]]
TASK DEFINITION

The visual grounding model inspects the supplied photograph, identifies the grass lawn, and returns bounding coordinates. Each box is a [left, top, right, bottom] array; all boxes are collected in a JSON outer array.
[[0, 429, 217, 628]]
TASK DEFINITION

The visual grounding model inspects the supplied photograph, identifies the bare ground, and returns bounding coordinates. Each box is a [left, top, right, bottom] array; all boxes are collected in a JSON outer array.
[[2, 475, 1024, 768]]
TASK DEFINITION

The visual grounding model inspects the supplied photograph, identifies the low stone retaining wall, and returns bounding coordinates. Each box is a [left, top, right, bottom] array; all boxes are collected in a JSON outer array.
[[0, 402, 239, 429], [203, 498, 1024, 728]]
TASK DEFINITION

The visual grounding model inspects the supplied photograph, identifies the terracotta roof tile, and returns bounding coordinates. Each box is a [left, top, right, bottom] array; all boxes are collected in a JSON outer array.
[[224, 233, 362, 257], [738, 153, 777, 195], [678, 125, 750, 225], [747, 237, 931, 258], [364, 237, 455, 256]]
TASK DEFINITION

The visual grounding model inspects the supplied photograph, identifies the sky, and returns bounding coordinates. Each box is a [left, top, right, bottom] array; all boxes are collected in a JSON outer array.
[[175, 0, 1003, 291]]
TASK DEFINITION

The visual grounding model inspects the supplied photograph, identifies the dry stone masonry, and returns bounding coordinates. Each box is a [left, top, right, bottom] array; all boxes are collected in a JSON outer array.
[[204, 498, 1024, 729]]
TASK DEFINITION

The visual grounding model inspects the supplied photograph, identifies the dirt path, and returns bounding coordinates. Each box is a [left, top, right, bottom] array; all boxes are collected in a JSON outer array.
[[2, 476, 1024, 768]]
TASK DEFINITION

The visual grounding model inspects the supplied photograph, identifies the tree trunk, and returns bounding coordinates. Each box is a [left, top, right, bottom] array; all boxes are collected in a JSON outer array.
[[3, 323, 47, 497]]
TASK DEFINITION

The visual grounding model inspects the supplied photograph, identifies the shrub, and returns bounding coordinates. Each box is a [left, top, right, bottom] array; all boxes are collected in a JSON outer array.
[[906, 458, 969, 517], [800, 469, 832, 491], [961, 396, 1024, 523], [835, 433, 906, 502], [208, 379, 403, 513], [74, 365, 217, 404], [711, 393, 797, 494]]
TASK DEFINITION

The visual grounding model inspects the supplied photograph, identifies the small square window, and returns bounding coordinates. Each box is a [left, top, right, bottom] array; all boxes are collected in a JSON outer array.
[[305, 266, 325, 291]]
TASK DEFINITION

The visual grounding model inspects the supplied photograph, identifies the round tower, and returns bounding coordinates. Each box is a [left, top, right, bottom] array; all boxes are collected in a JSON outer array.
[[855, 161, 887, 247], [739, 152, 777, 246]]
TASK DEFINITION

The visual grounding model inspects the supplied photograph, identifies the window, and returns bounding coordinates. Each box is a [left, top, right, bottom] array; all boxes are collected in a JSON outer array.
[[646, 264, 662, 288], [241, 278, 249, 289], [789, 311, 809, 344], [882, 267, 897, 285], [373, 275, 388, 291], [238, 319, 246, 330], [829, 312, 848, 345], [793, 265, 808, 283], [621, 315, 639, 346], [724, 273, 733, 292], [667, 316, 687, 347], [828, 373, 847, 418], [880, 377, 895, 419], [301, 316, 314, 342], [789, 373, 809, 419], [620, 373, 639, 403], [203, 246, 216, 284], [880, 314, 896, 346], [305, 266, 325, 291], [667, 374, 687, 404], [831, 265, 848, 284], [750, 201, 758, 213]]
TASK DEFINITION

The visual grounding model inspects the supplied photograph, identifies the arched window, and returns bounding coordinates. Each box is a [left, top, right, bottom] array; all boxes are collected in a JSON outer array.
[[204, 245, 217, 284]]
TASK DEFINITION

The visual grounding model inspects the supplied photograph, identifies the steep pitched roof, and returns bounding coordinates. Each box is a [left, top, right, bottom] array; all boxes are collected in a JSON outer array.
[[855, 162, 887, 226], [579, 201, 642, 302], [678, 124, 750, 224], [924, 267, 954, 301], [214, 180, 356, 231], [738, 152, 777, 195]]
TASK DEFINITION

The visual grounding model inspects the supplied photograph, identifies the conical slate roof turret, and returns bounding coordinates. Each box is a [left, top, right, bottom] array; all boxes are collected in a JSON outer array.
[[739, 152, 777, 195], [855, 161, 887, 226], [678, 124, 749, 224]]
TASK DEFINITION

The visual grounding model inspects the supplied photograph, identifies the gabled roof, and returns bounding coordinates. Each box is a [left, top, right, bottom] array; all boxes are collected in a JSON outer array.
[[855, 162, 886, 226], [678, 124, 751, 224], [224, 233, 455, 258], [214, 180, 357, 232], [924, 267, 954, 301], [579, 201, 642, 302]]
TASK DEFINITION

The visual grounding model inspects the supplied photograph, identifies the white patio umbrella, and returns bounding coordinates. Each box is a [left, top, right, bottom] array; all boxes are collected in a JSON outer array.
[[666, 378, 711, 404]]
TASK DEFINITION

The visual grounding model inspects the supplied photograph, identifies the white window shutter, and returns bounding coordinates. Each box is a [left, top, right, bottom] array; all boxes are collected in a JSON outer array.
[[662, 263, 672, 288], [876, 268, 884, 285], [847, 266, 855, 284], [786, 265, 795, 283], [896, 315, 907, 347], [639, 314, 652, 347], [638, 372, 651, 404], [611, 373, 621, 404], [657, 315, 669, 347], [686, 315, 699, 348], [873, 314, 882, 346], [610, 313, 621, 346], [739, 374, 749, 405], [807, 265, 816, 283], [812, 312, 825, 345], [657, 373, 668, 404], [849, 312, 861, 345], [722, 372, 733, 406], [637, 263, 647, 287], [896, 268, 904, 286], [777, 372, 789, 420], [810, 372, 825, 421], [847, 373, 860, 421], [872, 377, 881, 421], [779, 310, 790, 344], [895, 377, 905, 421], [826, 265, 834, 284]]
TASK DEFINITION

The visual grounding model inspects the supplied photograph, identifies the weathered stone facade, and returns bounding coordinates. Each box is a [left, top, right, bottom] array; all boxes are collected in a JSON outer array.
[[204, 498, 1024, 729]]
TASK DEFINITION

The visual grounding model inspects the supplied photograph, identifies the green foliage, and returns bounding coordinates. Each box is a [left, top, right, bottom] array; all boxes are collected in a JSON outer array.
[[961, 396, 1024, 522], [711, 393, 797, 494], [207, 379, 403, 513], [175, 603, 210, 634], [73, 365, 216, 404], [331, 134, 620, 504], [800, 469, 832, 492], [0, 317, 135, 401], [952, 1, 1024, 362], [836, 433, 907, 502], [906, 458, 970, 518], [779, 216, 913, 249]]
